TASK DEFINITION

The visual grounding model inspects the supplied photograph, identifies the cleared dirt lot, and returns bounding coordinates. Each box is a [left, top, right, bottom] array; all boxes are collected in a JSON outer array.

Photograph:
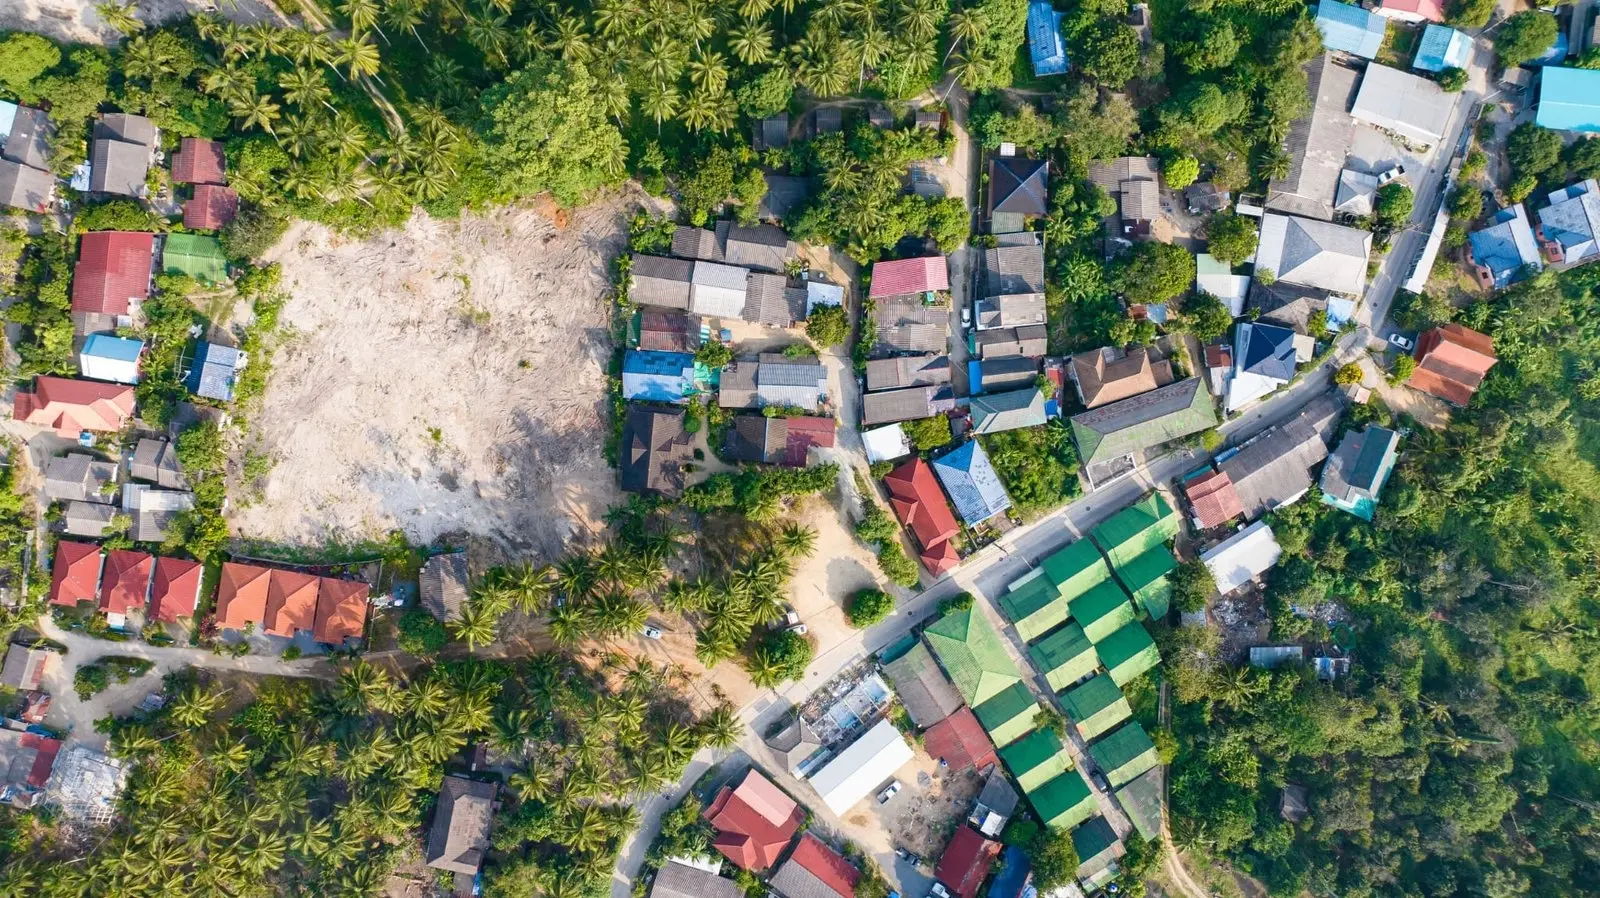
[[1, 0, 281, 46], [234, 191, 663, 562]]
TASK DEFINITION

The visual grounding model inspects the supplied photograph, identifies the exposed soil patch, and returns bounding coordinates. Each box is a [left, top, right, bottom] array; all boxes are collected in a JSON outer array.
[[235, 190, 666, 564]]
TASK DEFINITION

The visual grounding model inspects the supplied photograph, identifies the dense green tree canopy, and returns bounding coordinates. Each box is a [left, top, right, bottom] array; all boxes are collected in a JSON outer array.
[[1495, 11, 1559, 66], [478, 58, 629, 207]]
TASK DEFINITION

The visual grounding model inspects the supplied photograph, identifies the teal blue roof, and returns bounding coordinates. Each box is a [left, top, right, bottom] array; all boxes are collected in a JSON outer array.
[[82, 334, 143, 362], [1414, 25, 1470, 73], [1538, 67, 1600, 133], [1315, 2, 1385, 58]]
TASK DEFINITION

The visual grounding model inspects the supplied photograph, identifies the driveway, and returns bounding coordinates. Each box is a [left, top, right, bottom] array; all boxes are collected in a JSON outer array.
[[32, 615, 335, 748]]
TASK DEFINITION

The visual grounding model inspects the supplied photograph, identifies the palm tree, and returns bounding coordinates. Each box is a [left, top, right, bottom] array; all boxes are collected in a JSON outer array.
[[547, 15, 593, 62], [463, 8, 511, 67], [341, 0, 381, 37], [232, 94, 282, 134], [407, 166, 453, 201], [560, 803, 611, 853], [546, 602, 587, 647], [333, 34, 383, 78], [384, 0, 429, 49], [504, 562, 554, 613], [688, 51, 729, 94], [289, 819, 332, 858], [897, 1, 939, 44], [450, 601, 499, 651], [728, 20, 773, 66], [122, 35, 179, 81], [593, 0, 639, 38], [681, 0, 716, 50], [335, 660, 392, 715], [776, 522, 818, 558], [640, 81, 680, 133], [95, 1, 144, 35], [945, 9, 981, 62], [279, 67, 332, 110], [171, 683, 225, 728], [698, 704, 742, 748], [406, 676, 449, 717]]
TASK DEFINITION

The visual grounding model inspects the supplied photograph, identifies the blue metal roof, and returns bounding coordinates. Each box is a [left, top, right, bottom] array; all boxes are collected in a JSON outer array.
[[186, 341, 241, 402], [1538, 67, 1600, 132], [1467, 205, 1540, 288], [1027, 0, 1069, 77], [81, 333, 144, 362], [989, 846, 1034, 898], [622, 350, 694, 375], [932, 440, 1012, 526], [1315, 2, 1386, 58], [1413, 25, 1471, 73], [1526, 31, 1569, 67], [1236, 322, 1298, 380]]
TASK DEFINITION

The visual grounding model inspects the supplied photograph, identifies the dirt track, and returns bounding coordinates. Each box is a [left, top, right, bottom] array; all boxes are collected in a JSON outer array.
[[234, 190, 664, 562]]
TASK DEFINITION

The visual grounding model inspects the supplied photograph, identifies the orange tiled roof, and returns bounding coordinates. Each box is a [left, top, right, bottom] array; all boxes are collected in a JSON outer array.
[[215, 562, 272, 629], [13, 376, 136, 437], [313, 578, 370, 643], [264, 569, 320, 637], [99, 549, 153, 617]]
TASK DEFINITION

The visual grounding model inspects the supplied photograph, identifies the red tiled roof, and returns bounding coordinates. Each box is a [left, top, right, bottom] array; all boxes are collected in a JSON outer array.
[[313, 578, 370, 643], [783, 416, 837, 467], [13, 376, 136, 437], [884, 458, 959, 559], [920, 539, 960, 576], [935, 827, 1001, 898], [869, 257, 950, 298], [1381, 0, 1446, 21], [171, 138, 226, 184], [923, 707, 998, 773], [1204, 344, 1232, 369], [72, 231, 153, 315], [19, 733, 61, 787], [788, 833, 862, 898], [264, 569, 320, 637], [1184, 470, 1244, 530], [50, 541, 102, 607], [149, 557, 203, 623], [704, 770, 803, 871], [215, 562, 272, 630], [184, 184, 239, 230], [99, 549, 153, 617], [1411, 323, 1496, 406]]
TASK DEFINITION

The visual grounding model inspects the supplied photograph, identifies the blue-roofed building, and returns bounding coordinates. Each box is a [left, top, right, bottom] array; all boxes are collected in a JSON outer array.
[[1226, 322, 1300, 412], [1526, 29, 1568, 68], [1315, 2, 1387, 59], [932, 440, 1012, 527], [989, 846, 1035, 898], [621, 350, 694, 403], [1413, 25, 1471, 72], [1537, 67, 1600, 132], [186, 342, 244, 402], [1027, 0, 1069, 78], [79, 334, 143, 385], [1467, 204, 1541, 289]]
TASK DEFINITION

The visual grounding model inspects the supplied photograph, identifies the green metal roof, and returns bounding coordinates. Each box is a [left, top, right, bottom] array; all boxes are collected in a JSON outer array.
[[1030, 771, 1097, 830], [998, 727, 1068, 791], [1027, 623, 1099, 691], [1115, 545, 1176, 620], [925, 608, 1023, 706], [1091, 492, 1179, 568], [1061, 673, 1133, 741], [162, 233, 228, 284], [974, 681, 1041, 748], [1070, 377, 1217, 466], [1040, 539, 1110, 599], [1088, 722, 1160, 787], [1115, 768, 1163, 841], [1096, 620, 1160, 687], [999, 573, 1069, 642], [1071, 816, 1120, 869], [1070, 580, 1137, 644]]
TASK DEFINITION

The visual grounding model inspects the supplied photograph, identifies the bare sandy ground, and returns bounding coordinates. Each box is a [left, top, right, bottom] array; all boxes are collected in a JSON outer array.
[[234, 191, 662, 561], [1, 0, 281, 46]]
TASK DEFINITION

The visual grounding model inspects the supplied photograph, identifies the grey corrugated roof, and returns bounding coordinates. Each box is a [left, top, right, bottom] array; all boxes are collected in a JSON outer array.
[[977, 356, 1040, 392], [632, 255, 694, 309], [1334, 169, 1379, 216], [718, 358, 760, 408], [882, 642, 964, 728], [761, 174, 810, 221], [1247, 281, 1331, 334], [866, 354, 951, 391], [974, 325, 1047, 359], [975, 293, 1045, 330], [45, 453, 116, 503], [989, 157, 1049, 216], [425, 776, 497, 876], [983, 244, 1046, 295], [744, 272, 799, 326], [0, 160, 52, 212], [652, 862, 745, 898], [90, 138, 149, 196], [671, 226, 724, 261], [970, 388, 1046, 435], [130, 438, 186, 489], [1219, 391, 1341, 517], [1268, 54, 1359, 221], [63, 501, 115, 537], [726, 224, 791, 273], [94, 114, 156, 148], [874, 297, 950, 354], [3, 106, 53, 169], [757, 354, 826, 387], [862, 385, 950, 426]]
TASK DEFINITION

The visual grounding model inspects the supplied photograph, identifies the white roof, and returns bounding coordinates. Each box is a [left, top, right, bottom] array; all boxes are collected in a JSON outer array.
[[807, 281, 845, 316], [861, 424, 912, 462], [78, 352, 140, 385], [691, 262, 750, 318], [1225, 370, 1284, 413], [1350, 64, 1455, 146], [1201, 520, 1283, 596], [807, 719, 913, 814]]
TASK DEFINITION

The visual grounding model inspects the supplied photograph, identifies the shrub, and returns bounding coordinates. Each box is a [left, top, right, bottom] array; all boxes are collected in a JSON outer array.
[[805, 304, 849, 347], [902, 415, 952, 451], [397, 610, 448, 656], [1163, 155, 1199, 190], [939, 592, 974, 615], [869, 461, 894, 478], [1200, 428, 1223, 451], [846, 589, 894, 628], [694, 341, 733, 370], [74, 663, 110, 699], [1448, 186, 1484, 222], [1390, 354, 1417, 384], [1170, 558, 1215, 613], [876, 544, 920, 587], [855, 503, 900, 545], [1334, 363, 1364, 386], [1436, 67, 1467, 92]]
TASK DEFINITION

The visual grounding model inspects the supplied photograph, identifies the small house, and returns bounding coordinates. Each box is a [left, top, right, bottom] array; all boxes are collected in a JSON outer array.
[[1468, 204, 1541, 289], [619, 406, 695, 497], [1320, 425, 1401, 520], [1200, 520, 1283, 596], [1411, 323, 1496, 404], [1350, 64, 1456, 147], [89, 113, 157, 197], [186, 342, 246, 402], [78, 334, 143, 385], [1413, 24, 1471, 72], [424, 776, 499, 895], [420, 551, 469, 623], [13, 376, 136, 437], [1536, 178, 1600, 263], [71, 231, 154, 323], [932, 441, 1012, 527], [1315, 1, 1386, 58]]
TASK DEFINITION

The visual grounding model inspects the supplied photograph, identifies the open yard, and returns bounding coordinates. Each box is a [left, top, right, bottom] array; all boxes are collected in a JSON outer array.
[[233, 190, 663, 564]]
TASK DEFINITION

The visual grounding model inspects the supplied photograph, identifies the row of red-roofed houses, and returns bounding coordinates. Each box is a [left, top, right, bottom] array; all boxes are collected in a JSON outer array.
[[49, 541, 370, 645]]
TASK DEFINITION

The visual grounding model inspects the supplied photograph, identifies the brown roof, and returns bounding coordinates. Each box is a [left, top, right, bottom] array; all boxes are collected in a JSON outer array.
[[425, 776, 498, 875], [0, 646, 59, 691], [1070, 347, 1171, 408], [1411, 323, 1496, 406], [620, 406, 695, 495], [184, 184, 239, 230], [420, 551, 469, 622], [923, 707, 998, 773], [637, 310, 698, 352], [1183, 470, 1244, 530], [171, 138, 226, 185]]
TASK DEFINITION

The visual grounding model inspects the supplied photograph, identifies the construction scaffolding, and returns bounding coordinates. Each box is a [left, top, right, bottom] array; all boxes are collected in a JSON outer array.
[[47, 744, 128, 826]]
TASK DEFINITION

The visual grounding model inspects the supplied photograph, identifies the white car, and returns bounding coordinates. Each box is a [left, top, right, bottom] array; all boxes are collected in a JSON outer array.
[[877, 781, 902, 804], [787, 623, 809, 636], [1388, 333, 1414, 351], [1376, 165, 1407, 186], [642, 625, 664, 640], [960, 306, 971, 328]]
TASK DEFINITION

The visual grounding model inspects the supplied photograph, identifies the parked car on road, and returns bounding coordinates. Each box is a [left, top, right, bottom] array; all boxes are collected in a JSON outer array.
[[1389, 333, 1414, 351]]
